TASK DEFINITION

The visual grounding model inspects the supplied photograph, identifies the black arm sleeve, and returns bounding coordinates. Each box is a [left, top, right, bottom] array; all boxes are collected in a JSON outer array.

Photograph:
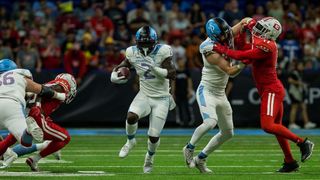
[[38, 85, 55, 99]]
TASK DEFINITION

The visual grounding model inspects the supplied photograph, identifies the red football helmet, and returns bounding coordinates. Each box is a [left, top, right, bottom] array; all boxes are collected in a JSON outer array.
[[55, 73, 77, 104]]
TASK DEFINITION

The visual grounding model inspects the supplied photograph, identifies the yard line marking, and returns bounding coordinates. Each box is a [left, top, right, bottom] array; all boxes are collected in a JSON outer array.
[[13, 159, 73, 164], [4, 165, 320, 168], [62, 149, 314, 153], [52, 154, 320, 157], [0, 171, 115, 177]]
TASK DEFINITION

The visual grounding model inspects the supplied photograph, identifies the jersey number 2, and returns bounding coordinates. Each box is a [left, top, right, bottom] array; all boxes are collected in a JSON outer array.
[[0, 72, 15, 86], [141, 63, 155, 79]]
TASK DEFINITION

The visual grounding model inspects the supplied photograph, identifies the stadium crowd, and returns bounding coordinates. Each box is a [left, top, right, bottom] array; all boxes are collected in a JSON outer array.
[[0, 0, 319, 80]]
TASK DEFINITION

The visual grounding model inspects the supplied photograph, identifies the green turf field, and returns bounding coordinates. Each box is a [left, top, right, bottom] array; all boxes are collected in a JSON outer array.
[[0, 134, 319, 179]]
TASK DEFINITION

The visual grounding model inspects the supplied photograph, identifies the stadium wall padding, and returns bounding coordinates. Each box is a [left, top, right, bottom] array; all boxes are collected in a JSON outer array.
[[33, 70, 320, 128]]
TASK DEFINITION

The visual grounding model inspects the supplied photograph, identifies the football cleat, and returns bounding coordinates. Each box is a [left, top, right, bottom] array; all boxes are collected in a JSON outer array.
[[183, 145, 194, 167], [297, 138, 314, 162], [26, 157, 39, 172], [119, 139, 136, 158], [0, 148, 18, 169], [53, 150, 62, 160], [26, 116, 43, 142], [143, 152, 154, 173], [193, 156, 213, 173], [277, 160, 299, 173]]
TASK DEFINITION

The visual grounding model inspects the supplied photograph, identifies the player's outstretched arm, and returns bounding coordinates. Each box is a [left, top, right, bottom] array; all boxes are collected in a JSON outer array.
[[205, 51, 244, 77], [213, 44, 268, 61], [25, 78, 66, 101], [231, 17, 254, 36]]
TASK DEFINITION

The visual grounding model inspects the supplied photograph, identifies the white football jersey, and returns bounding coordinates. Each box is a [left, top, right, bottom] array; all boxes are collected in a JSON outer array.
[[199, 38, 229, 94], [0, 69, 32, 108], [126, 44, 173, 97]]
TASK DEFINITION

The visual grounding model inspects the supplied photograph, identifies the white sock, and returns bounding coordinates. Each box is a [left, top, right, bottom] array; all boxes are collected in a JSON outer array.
[[202, 129, 234, 155], [190, 120, 217, 146], [36, 141, 50, 151], [126, 121, 137, 140], [147, 139, 160, 156], [32, 154, 42, 162]]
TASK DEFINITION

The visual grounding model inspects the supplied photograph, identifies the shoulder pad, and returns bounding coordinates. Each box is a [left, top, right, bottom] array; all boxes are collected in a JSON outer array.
[[253, 37, 277, 53], [125, 46, 138, 59], [157, 44, 173, 59], [12, 69, 33, 79], [199, 38, 214, 54]]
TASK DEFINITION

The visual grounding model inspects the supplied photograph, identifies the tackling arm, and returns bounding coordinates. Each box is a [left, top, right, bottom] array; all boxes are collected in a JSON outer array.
[[205, 51, 245, 77], [213, 44, 269, 61], [25, 78, 66, 101]]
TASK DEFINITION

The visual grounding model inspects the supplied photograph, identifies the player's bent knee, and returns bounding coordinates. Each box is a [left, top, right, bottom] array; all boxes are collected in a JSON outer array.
[[221, 129, 234, 140], [127, 112, 139, 124], [148, 136, 159, 143], [203, 119, 217, 129]]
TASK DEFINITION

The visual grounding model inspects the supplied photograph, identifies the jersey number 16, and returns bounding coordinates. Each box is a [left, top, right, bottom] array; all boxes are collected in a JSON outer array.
[[0, 72, 15, 86]]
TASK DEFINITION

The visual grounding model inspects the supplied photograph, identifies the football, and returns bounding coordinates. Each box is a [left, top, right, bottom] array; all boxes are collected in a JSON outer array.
[[118, 67, 130, 79]]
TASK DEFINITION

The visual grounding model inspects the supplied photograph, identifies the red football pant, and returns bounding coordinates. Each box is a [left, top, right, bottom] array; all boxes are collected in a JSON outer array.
[[260, 92, 304, 163], [0, 134, 17, 156], [29, 107, 71, 158]]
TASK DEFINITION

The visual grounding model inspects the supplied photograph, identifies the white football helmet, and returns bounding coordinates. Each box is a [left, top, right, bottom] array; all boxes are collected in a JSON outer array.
[[252, 17, 282, 40], [55, 73, 77, 104]]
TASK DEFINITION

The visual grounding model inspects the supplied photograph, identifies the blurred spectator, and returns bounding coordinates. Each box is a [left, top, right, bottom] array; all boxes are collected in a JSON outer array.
[[55, 9, 81, 33], [113, 22, 131, 48], [167, 2, 180, 25], [219, 2, 231, 18], [104, 0, 127, 28], [74, 0, 94, 22], [153, 15, 169, 36], [104, 45, 125, 72], [288, 61, 316, 129], [268, 0, 284, 24], [127, 3, 150, 25], [147, 0, 167, 25], [223, 0, 244, 25], [252, 5, 265, 21], [81, 33, 99, 70], [32, 0, 57, 15], [39, 33, 61, 69], [187, 2, 206, 35], [76, 20, 97, 42], [186, 33, 203, 70], [170, 11, 189, 32], [244, 2, 255, 18], [299, 20, 317, 44], [284, 2, 302, 23], [0, 26, 19, 56], [64, 42, 87, 84], [90, 6, 114, 39], [61, 29, 76, 54], [279, 31, 302, 62], [0, 40, 13, 60], [171, 38, 186, 68], [128, 5, 150, 34], [172, 57, 194, 127], [16, 39, 42, 72]]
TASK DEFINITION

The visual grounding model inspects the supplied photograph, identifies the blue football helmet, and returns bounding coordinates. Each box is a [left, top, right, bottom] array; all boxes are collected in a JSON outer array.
[[206, 18, 232, 43], [135, 26, 158, 55], [0, 59, 17, 73]]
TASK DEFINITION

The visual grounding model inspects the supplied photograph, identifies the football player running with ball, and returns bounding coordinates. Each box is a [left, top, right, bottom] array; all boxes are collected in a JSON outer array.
[[110, 26, 176, 173], [182, 18, 248, 173], [213, 17, 314, 172]]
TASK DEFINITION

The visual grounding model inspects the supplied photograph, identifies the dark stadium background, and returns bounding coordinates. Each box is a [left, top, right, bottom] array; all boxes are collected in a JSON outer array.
[[1, 0, 319, 128]]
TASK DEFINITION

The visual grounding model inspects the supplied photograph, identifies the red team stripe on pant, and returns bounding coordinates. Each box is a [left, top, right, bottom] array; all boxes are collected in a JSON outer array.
[[267, 93, 275, 117], [41, 119, 67, 141]]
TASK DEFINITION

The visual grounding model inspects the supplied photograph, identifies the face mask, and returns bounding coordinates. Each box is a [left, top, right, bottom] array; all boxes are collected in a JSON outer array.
[[142, 48, 149, 56]]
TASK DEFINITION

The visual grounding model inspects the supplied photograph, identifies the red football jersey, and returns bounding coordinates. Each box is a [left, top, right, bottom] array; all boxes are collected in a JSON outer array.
[[40, 79, 68, 116], [250, 36, 284, 94], [219, 35, 285, 95]]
